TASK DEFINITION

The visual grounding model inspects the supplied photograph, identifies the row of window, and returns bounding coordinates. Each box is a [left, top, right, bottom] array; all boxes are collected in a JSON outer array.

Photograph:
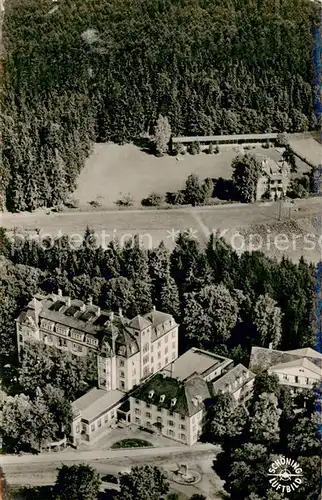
[[167, 429, 186, 441], [133, 418, 185, 441], [44, 335, 85, 353], [133, 403, 185, 420], [134, 410, 186, 429], [41, 320, 98, 345], [281, 374, 313, 385], [87, 409, 116, 433]]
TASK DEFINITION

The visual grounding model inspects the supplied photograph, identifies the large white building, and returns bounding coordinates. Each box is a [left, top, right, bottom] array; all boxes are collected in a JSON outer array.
[[16, 291, 179, 393], [129, 348, 234, 446]]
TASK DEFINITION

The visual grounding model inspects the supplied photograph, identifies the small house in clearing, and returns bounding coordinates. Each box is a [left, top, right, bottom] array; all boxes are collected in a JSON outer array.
[[255, 155, 290, 200]]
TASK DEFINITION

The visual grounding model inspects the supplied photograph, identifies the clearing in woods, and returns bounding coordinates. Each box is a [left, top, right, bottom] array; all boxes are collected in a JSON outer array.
[[72, 143, 309, 209]]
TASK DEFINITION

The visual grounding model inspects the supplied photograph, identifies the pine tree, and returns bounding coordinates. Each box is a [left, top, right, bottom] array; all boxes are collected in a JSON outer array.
[[159, 275, 180, 318]]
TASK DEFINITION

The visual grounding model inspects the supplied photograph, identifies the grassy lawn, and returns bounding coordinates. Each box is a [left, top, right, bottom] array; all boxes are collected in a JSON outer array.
[[73, 142, 310, 209], [110, 438, 153, 449]]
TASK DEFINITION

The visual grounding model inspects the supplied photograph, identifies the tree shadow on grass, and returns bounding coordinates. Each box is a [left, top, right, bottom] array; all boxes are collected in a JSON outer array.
[[133, 137, 156, 155], [212, 177, 236, 201]]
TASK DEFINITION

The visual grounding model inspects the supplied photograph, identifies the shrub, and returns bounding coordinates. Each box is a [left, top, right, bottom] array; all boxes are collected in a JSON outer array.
[[188, 141, 201, 155], [289, 178, 309, 198], [171, 142, 186, 156], [52, 204, 64, 212], [165, 190, 186, 205], [115, 193, 134, 207], [65, 197, 79, 209], [88, 200, 101, 208], [276, 132, 288, 147], [141, 192, 164, 207], [208, 142, 214, 154]]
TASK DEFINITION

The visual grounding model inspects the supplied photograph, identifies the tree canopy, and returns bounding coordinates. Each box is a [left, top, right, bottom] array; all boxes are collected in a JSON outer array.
[[53, 464, 101, 500], [1, 0, 319, 210], [119, 465, 169, 500]]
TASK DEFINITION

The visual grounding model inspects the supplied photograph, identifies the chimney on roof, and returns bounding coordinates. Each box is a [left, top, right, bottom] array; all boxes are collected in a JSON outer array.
[[160, 394, 165, 403], [110, 311, 114, 321], [32, 297, 42, 325], [66, 296, 71, 307], [268, 342, 273, 350], [119, 307, 123, 318], [58, 289, 62, 297], [88, 296, 93, 306], [152, 305, 156, 311]]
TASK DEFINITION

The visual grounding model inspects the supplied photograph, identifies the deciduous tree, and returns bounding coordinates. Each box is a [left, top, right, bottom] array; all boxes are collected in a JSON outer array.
[[119, 465, 169, 500], [252, 294, 283, 348], [184, 284, 239, 345], [53, 464, 101, 500], [232, 154, 263, 203], [250, 393, 281, 444]]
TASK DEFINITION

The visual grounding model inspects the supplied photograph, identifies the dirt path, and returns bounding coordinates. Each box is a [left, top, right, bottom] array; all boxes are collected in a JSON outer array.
[[1, 197, 321, 261]]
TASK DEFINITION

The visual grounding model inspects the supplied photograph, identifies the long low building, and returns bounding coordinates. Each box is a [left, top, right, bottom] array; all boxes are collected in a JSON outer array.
[[249, 346, 322, 395], [71, 388, 126, 445]]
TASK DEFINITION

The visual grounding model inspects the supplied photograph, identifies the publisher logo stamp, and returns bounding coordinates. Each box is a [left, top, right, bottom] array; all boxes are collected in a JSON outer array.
[[268, 456, 303, 493]]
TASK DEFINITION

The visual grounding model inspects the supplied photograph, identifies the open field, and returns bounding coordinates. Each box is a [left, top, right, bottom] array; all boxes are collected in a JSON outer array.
[[1, 197, 321, 262], [73, 143, 310, 209], [288, 137, 322, 168]]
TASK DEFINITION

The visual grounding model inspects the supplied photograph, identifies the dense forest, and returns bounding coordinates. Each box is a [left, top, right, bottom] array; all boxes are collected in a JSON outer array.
[[1, 0, 320, 211], [0, 228, 315, 368]]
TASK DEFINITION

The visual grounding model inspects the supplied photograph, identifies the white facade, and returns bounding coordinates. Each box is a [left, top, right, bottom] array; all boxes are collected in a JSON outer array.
[[16, 295, 179, 395], [129, 396, 204, 446], [268, 358, 321, 394]]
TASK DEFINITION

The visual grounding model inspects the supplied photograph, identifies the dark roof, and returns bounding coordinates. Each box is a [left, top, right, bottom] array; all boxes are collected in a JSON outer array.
[[213, 364, 255, 393], [18, 294, 175, 358], [129, 315, 151, 330], [132, 373, 210, 417], [144, 310, 173, 327], [249, 347, 322, 372]]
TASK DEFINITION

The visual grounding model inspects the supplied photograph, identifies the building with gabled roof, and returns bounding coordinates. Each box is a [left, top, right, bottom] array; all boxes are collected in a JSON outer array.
[[212, 364, 255, 405], [71, 388, 126, 445], [16, 292, 180, 446], [249, 345, 322, 396], [255, 154, 290, 200], [16, 292, 179, 394], [130, 372, 211, 445], [286, 347, 322, 360], [249, 345, 322, 372], [268, 357, 322, 394]]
